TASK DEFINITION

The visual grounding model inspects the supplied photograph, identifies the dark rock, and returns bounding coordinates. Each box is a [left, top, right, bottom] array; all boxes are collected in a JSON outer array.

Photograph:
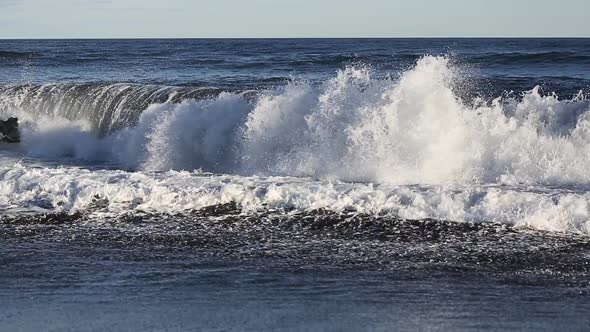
[[0, 117, 20, 143]]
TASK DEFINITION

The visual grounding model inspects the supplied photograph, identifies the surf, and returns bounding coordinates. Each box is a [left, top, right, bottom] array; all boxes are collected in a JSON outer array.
[[2, 55, 590, 234], [3, 55, 590, 186]]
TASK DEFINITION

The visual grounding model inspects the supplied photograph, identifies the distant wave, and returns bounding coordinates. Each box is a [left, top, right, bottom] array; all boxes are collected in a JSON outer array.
[[0, 50, 38, 59], [471, 51, 590, 64]]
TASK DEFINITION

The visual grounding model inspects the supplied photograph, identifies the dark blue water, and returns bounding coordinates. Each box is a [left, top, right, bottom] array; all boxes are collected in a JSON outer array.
[[2, 39, 590, 331], [2, 38, 590, 95]]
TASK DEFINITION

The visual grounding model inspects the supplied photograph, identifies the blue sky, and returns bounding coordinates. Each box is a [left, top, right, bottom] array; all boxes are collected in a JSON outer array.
[[0, 0, 588, 38]]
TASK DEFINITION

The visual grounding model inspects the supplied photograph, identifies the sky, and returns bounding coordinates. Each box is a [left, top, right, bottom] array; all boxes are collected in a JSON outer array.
[[0, 0, 589, 39]]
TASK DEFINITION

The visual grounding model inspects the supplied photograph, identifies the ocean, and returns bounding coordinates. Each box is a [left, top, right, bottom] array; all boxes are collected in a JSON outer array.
[[1, 39, 590, 331]]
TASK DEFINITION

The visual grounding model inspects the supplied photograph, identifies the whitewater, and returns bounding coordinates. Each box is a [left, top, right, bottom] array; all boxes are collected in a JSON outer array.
[[2, 56, 590, 233]]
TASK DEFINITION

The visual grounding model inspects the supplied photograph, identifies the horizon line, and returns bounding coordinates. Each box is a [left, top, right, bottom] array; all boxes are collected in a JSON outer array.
[[1, 36, 590, 41]]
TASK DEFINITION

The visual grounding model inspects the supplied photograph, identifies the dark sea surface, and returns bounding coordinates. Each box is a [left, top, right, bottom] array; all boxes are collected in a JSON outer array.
[[1, 39, 590, 331], [2, 38, 590, 93]]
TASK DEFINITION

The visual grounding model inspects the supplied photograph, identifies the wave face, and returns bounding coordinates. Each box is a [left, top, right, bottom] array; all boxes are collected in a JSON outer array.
[[0, 84, 225, 134], [3, 55, 590, 234], [3, 56, 590, 186]]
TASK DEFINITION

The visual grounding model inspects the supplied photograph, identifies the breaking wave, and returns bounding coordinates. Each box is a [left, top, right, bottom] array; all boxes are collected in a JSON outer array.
[[3, 56, 590, 233], [0, 83, 226, 134], [3, 56, 590, 186]]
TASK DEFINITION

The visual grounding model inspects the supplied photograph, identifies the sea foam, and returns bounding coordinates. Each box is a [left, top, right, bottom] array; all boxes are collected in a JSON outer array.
[[3, 56, 590, 233]]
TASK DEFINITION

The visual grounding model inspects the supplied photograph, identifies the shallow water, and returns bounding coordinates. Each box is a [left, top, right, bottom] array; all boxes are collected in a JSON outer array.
[[2, 210, 590, 330], [2, 240, 590, 332]]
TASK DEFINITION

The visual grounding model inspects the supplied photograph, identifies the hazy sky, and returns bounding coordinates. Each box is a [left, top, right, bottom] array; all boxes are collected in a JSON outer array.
[[0, 0, 588, 38]]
